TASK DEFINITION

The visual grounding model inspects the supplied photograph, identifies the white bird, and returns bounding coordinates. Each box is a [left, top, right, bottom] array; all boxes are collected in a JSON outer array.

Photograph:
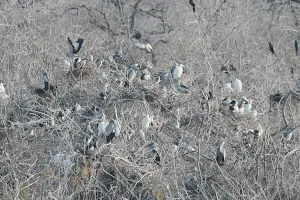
[[73, 103, 85, 114], [135, 43, 152, 53], [244, 99, 253, 113], [224, 83, 233, 93], [142, 115, 153, 132], [0, 82, 9, 100], [98, 119, 109, 138], [234, 79, 242, 93], [63, 60, 71, 73], [67, 37, 84, 57], [170, 63, 184, 79]]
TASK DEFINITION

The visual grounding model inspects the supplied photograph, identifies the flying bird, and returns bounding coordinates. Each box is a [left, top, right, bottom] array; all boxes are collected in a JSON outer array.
[[67, 37, 84, 57], [268, 41, 276, 55], [216, 139, 226, 166], [295, 40, 299, 56], [170, 63, 184, 79], [135, 42, 152, 53], [189, 0, 196, 12]]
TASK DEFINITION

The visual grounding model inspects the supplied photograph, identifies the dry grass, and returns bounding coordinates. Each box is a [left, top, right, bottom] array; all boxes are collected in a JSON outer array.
[[1, 0, 300, 199]]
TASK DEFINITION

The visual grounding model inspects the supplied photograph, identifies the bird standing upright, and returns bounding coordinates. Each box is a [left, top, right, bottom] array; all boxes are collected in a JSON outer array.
[[170, 63, 184, 79]]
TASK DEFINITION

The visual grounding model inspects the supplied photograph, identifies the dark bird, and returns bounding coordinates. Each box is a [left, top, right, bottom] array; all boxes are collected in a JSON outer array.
[[189, 0, 196, 12], [221, 65, 228, 74], [268, 42, 276, 55], [131, 31, 141, 40], [67, 37, 84, 57], [295, 40, 299, 56], [147, 142, 161, 165], [35, 71, 56, 98], [105, 119, 120, 143], [282, 123, 297, 142]]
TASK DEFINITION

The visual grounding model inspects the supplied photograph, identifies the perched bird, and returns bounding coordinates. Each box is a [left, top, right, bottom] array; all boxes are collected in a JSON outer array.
[[142, 115, 153, 132], [140, 65, 152, 81], [124, 67, 137, 87], [105, 119, 120, 143], [73, 103, 85, 114], [176, 83, 189, 93], [244, 99, 253, 113], [229, 99, 244, 113], [224, 83, 233, 93], [147, 142, 160, 165], [268, 41, 276, 55], [98, 114, 109, 138], [135, 42, 152, 53], [221, 96, 231, 105], [0, 82, 9, 100], [295, 40, 298, 56], [216, 139, 226, 166], [253, 124, 263, 139], [221, 65, 228, 74], [233, 79, 242, 93], [67, 37, 84, 57], [63, 60, 71, 74], [270, 93, 283, 103], [189, 0, 196, 12], [113, 45, 122, 61], [170, 63, 184, 79], [35, 71, 56, 98], [282, 124, 296, 142], [131, 31, 141, 40]]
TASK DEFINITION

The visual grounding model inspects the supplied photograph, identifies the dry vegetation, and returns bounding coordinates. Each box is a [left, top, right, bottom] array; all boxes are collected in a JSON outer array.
[[1, 0, 300, 199]]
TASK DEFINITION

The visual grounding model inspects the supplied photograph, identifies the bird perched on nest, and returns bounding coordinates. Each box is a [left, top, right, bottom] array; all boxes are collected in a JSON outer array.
[[142, 115, 153, 132], [67, 37, 84, 57], [147, 142, 161, 165], [113, 44, 122, 61], [135, 42, 152, 53], [224, 83, 233, 93], [35, 71, 56, 98], [216, 138, 226, 166], [124, 64, 138, 87], [105, 119, 120, 143], [251, 124, 263, 139], [170, 63, 184, 80], [0, 82, 9, 100], [234, 79, 242, 93], [282, 123, 297, 143], [229, 99, 245, 113]]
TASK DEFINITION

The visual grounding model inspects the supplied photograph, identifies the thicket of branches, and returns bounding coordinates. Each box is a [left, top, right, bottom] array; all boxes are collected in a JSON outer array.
[[1, 0, 300, 199]]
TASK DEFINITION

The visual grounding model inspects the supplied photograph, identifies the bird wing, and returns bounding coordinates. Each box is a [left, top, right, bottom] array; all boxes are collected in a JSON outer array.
[[135, 43, 146, 49], [73, 38, 84, 54], [67, 37, 75, 55]]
